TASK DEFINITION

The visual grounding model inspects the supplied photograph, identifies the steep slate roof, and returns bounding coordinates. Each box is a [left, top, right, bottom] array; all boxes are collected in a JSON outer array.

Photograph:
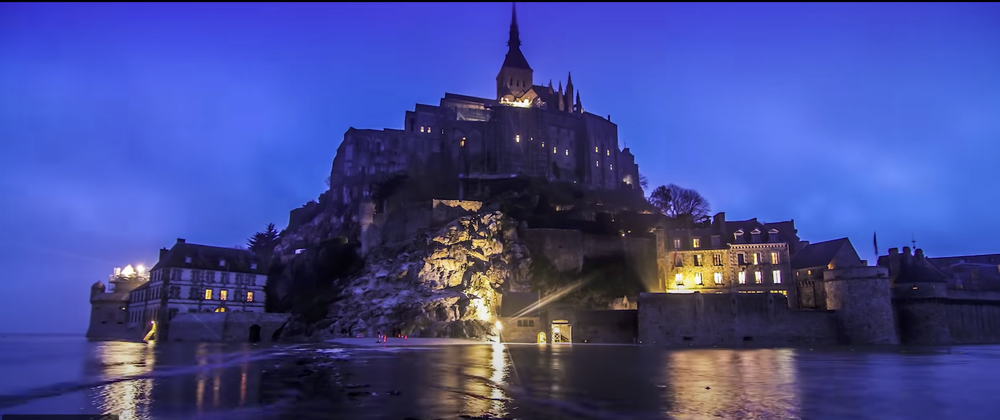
[[151, 239, 267, 275], [791, 238, 851, 270], [502, 47, 531, 70], [500, 291, 540, 317]]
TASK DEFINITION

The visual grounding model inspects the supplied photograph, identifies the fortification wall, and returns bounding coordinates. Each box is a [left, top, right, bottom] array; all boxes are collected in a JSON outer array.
[[498, 316, 543, 343], [168, 313, 290, 343], [637, 292, 838, 347], [573, 310, 638, 344], [583, 235, 658, 291], [894, 290, 1000, 345], [522, 229, 584, 273], [86, 301, 133, 341], [824, 267, 898, 345]]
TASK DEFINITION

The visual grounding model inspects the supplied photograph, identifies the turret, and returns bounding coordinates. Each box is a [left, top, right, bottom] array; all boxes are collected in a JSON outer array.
[[823, 266, 898, 345], [564, 72, 574, 113], [557, 81, 565, 111], [575, 91, 583, 114], [90, 281, 106, 300]]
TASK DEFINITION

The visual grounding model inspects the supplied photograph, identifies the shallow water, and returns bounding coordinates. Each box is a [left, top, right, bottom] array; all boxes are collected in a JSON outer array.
[[1, 334, 999, 420]]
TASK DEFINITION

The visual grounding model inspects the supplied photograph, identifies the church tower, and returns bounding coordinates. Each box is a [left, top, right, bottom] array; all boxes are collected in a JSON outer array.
[[496, 3, 533, 100]]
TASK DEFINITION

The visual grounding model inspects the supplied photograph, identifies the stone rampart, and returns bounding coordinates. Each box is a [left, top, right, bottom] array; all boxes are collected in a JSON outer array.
[[522, 229, 584, 273], [168, 313, 290, 343], [573, 310, 638, 344], [824, 266, 898, 345], [637, 292, 838, 347]]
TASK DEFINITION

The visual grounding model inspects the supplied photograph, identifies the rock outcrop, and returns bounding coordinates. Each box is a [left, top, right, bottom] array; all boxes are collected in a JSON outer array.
[[281, 210, 531, 342]]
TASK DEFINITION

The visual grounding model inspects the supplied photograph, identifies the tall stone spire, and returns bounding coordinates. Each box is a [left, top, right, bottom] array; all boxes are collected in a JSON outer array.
[[496, 2, 533, 100], [575, 91, 583, 114], [508, 3, 521, 49], [564, 72, 574, 113]]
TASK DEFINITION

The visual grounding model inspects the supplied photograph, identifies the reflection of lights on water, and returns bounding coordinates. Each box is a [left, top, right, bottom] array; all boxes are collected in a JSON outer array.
[[94, 341, 156, 420], [213, 372, 221, 408], [489, 343, 508, 415], [239, 362, 248, 407]]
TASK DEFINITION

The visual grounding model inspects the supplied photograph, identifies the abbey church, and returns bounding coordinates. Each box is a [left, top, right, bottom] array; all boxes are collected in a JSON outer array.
[[327, 4, 643, 205]]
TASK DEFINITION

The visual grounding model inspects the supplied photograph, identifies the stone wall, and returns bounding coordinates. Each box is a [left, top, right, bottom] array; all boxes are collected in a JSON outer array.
[[498, 316, 543, 343], [583, 234, 658, 292], [894, 290, 1000, 345], [522, 228, 584, 273], [86, 301, 133, 341], [637, 292, 838, 347], [573, 310, 638, 344], [823, 267, 898, 345], [168, 313, 290, 343]]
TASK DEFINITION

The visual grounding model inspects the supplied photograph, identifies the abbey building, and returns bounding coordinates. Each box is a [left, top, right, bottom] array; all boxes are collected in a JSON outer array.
[[327, 4, 643, 205]]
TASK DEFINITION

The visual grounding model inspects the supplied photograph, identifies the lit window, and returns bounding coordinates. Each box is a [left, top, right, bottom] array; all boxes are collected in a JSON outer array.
[[607, 149, 610, 156], [673, 239, 681, 249], [712, 254, 722, 266], [596, 161, 599, 167], [595, 146, 599, 153], [219, 259, 226, 267], [461, 137, 466, 147], [428, 127, 432, 133], [754, 271, 762, 284], [215, 307, 226, 313], [553, 147, 557, 154], [515, 134, 520, 143], [752, 253, 759, 265], [246, 291, 254, 302], [674, 273, 683, 285], [771, 252, 779, 264], [220, 290, 228, 300], [694, 273, 703, 285], [420, 126, 425, 133], [610, 164, 613, 170], [541, 142, 545, 147], [694, 255, 702, 266], [714, 272, 723, 285], [738, 272, 746, 284], [204, 289, 213, 300], [772, 270, 782, 284], [565, 149, 569, 156], [530, 137, 533, 141], [693, 238, 701, 248]]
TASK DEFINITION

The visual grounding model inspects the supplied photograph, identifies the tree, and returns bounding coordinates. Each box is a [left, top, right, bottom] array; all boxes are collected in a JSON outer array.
[[639, 174, 649, 190], [247, 223, 281, 258], [648, 184, 710, 220]]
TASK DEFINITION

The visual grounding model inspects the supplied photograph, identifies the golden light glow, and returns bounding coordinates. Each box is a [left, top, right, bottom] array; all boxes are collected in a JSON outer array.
[[773, 270, 782, 284], [121, 265, 135, 277], [246, 291, 254, 302], [595, 146, 599, 153], [675, 273, 684, 285], [755, 271, 763, 284], [607, 149, 610, 156], [204, 289, 213, 300], [143, 322, 157, 341], [753, 253, 760, 265], [135, 264, 145, 274], [501, 97, 532, 108], [537, 332, 547, 343], [495, 320, 502, 331], [553, 147, 557, 154], [220, 290, 228, 301], [693, 238, 701, 248], [515, 134, 520, 142], [565, 149, 569, 156], [420, 126, 425, 133], [215, 307, 226, 313], [461, 137, 466, 147], [739, 272, 747, 284], [771, 252, 779, 264], [695, 273, 703, 285]]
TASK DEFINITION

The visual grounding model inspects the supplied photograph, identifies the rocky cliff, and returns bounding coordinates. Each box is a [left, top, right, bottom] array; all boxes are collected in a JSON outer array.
[[277, 210, 532, 342]]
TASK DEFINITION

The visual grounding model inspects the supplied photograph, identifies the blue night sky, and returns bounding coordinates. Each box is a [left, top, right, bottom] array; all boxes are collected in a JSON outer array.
[[1, 3, 998, 333]]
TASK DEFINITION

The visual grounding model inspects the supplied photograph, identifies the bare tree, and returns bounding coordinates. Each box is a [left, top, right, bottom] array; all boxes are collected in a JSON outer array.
[[639, 174, 649, 190], [648, 184, 710, 220]]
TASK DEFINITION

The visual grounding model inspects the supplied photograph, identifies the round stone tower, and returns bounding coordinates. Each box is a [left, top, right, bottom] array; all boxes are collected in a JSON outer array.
[[824, 266, 899, 345], [90, 280, 106, 300]]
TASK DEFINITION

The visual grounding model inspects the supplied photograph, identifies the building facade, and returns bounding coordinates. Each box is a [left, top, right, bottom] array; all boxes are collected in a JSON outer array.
[[127, 238, 268, 341], [790, 237, 864, 309], [656, 212, 803, 306], [327, 4, 643, 207]]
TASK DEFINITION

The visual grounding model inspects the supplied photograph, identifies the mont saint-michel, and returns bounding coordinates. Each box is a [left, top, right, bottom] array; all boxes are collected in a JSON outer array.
[[86, 4, 1000, 349]]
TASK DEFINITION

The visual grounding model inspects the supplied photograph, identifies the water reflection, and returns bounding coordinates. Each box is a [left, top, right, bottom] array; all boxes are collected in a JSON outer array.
[[662, 349, 801, 419], [88, 341, 156, 420]]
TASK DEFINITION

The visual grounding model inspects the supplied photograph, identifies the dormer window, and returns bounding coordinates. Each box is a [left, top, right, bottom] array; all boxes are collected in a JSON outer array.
[[673, 238, 681, 249], [692, 238, 701, 249], [734, 229, 744, 244], [768, 229, 779, 243], [251, 263, 257, 270], [184, 257, 192, 264], [219, 259, 226, 267], [751, 229, 761, 243], [711, 235, 721, 248]]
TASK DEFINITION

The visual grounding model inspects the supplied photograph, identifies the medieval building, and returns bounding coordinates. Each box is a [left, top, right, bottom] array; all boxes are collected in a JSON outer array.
[[327, 4, 643, 206], [655, 212, 804, 305]]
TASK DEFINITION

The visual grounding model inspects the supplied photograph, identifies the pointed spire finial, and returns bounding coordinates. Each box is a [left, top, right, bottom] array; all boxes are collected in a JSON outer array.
[[508, 3, 521, 49], [567, 71, 573, 85]]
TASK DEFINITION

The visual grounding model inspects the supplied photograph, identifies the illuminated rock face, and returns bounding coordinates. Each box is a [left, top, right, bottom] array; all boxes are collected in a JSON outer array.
[[324, 211, 532, 340]]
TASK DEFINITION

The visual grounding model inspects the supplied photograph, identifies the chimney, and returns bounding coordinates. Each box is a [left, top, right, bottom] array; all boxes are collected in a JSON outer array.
[[889, 247, 899, 257], [607, 114, 611, 121], [177, 238, 186, 244], [159, 247, 169, 261], [712, 212, 726, 232], [915, 249, 924, 261], [902, 246, 911, 256]]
